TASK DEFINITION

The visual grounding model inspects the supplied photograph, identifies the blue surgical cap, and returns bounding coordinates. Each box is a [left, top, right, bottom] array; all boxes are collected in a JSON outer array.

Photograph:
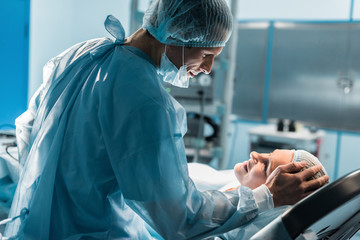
[[142, 0, 233, 47]]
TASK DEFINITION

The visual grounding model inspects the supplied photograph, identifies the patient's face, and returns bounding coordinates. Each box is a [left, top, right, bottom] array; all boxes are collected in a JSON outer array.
[[234, 149, 294, 189]]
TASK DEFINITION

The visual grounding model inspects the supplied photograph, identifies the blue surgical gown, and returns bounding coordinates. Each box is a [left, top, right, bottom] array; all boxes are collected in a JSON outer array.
[[5, 37, 260, 239]]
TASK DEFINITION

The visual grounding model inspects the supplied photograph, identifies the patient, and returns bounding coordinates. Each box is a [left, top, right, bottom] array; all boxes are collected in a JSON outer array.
[[234, 149, 327, 192], [216, 150, 328, 240], [188, 149, 328, 192], [233, 149, 328, 190]]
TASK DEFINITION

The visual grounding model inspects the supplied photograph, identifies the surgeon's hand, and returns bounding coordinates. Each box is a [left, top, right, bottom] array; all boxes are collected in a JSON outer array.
[[265, 161, 329, 207]]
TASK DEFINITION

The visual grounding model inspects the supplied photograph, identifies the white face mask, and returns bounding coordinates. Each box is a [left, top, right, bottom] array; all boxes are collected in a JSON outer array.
[[158, 46, 189, 88]]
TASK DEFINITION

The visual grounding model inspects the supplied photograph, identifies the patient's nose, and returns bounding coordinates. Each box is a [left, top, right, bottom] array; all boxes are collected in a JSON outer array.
[[250, 151, 259, 164], [251, 151, 269, 164]]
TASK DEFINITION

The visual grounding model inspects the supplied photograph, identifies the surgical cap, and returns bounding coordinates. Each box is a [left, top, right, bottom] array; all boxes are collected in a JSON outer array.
[[142, 0, 233, 47], [292, 150, 329, 182]]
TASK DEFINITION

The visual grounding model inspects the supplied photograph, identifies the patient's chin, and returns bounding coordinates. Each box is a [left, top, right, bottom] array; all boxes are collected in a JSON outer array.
[[234, 163, 241, 172], [234, 164, 244, 184]]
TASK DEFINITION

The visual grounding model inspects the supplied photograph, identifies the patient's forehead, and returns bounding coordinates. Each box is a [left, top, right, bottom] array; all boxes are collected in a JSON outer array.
[[268, 149, 294, 174]]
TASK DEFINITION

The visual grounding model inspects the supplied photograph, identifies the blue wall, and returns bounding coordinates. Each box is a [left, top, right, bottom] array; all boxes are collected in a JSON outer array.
[[0, 0, 29, 129]]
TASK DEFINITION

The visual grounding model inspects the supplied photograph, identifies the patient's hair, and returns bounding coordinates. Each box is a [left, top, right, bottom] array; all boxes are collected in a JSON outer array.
[[292, 150, 329, 183]]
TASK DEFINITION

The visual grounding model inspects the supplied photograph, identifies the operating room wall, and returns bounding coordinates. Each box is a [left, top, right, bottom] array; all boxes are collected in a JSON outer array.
[[28, 0, 131, 99], [226, 0, 360, 181], [237, 0, 357, 20], [0, 0, 29, 127]]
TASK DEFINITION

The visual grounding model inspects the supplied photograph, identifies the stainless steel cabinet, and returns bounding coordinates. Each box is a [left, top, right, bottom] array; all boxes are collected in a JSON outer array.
[[232, 21, 360, 132]]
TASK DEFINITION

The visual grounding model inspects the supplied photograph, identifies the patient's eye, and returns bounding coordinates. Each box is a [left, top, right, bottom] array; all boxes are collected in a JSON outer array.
[[264, 161, 269, 174], [265, 152, 273, 176]]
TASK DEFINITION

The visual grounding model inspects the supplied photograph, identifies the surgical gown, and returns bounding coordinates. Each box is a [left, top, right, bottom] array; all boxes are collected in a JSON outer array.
[[5, 35, 265, 239]]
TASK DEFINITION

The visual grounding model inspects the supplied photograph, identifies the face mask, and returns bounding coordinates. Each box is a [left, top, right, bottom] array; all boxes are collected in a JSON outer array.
[[159, 46, 189, 88]]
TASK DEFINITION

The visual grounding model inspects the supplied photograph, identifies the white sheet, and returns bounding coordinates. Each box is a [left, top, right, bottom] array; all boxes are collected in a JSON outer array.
[[188, 163, 240, 192]]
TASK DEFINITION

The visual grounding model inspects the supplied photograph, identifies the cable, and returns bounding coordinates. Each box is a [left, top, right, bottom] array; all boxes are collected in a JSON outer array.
[[186, 112, 219, 141], [4, 142, 18, 161]]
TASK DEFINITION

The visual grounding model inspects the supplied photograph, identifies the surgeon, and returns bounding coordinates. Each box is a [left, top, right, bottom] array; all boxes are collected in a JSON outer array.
[[4, 0, 329, 239]]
